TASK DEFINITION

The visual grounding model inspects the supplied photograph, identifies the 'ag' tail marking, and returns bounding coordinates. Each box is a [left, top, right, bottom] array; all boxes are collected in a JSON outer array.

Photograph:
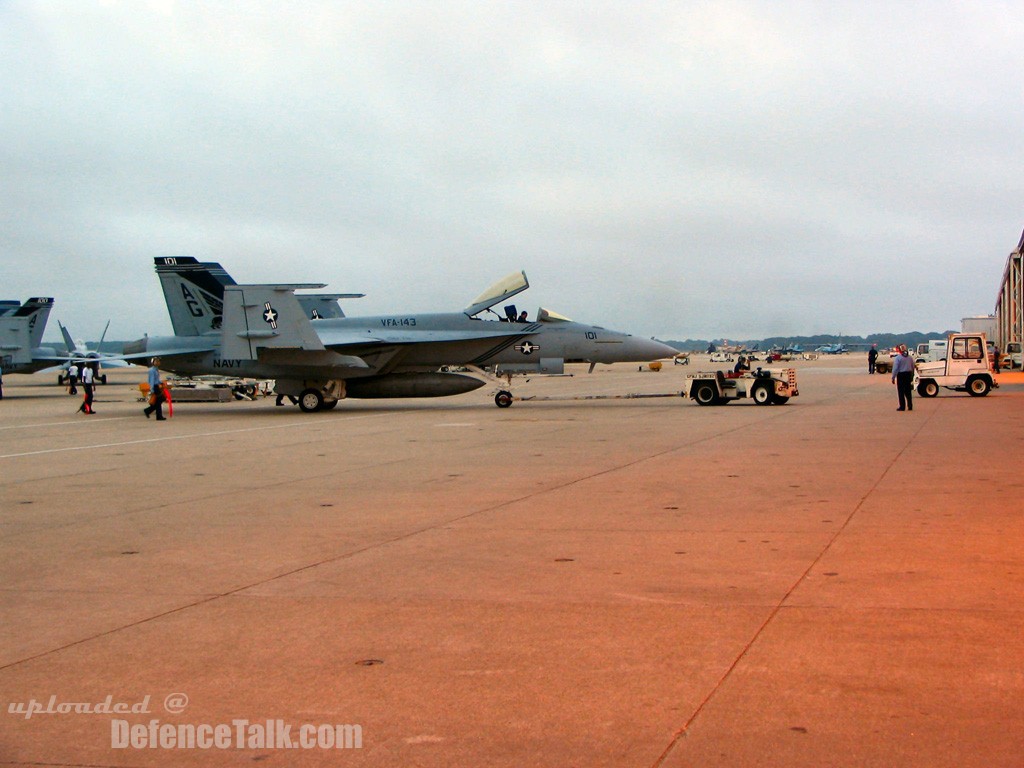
[[155, 257, 237, 337]]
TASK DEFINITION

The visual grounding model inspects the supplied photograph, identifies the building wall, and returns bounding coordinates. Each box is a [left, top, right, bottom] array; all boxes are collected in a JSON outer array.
[[994, 229, 1023, 350]]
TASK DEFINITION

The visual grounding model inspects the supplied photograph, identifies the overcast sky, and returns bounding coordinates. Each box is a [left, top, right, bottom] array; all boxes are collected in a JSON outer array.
[[3, 1, 1022, 342]]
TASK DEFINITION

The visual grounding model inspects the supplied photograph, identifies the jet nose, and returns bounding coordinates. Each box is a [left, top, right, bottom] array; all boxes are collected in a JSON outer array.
[[628, 336, 680, 361]]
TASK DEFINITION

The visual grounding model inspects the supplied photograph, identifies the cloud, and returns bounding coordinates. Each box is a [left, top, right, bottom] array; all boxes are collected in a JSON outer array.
[[2, 1, 1021, 340]]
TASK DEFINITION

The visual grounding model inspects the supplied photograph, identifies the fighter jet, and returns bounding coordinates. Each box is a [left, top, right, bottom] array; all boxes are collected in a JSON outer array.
[[51, 320, 131, 385], [123, 257, 678, 411], [0, 297, 61, 374], [815, 343, 848, 355]]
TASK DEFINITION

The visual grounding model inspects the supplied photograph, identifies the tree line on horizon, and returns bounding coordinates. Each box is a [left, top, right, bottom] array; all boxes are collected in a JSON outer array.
[[667, 331, 958, 352]]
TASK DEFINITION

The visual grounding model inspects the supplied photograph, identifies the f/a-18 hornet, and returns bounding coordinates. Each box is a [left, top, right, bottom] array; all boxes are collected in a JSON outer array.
[[124, 257, 678, 411]]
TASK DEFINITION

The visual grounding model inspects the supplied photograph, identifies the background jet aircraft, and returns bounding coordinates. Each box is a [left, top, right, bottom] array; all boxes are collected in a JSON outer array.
[[50, 320, 130, 385], [815, 343, 848, 354], [125, 257, 678, 411], [0, 297, 62, 374]]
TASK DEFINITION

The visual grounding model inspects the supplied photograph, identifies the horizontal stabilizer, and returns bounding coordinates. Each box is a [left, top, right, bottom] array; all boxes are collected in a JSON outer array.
[[118, 334, 219, 363]]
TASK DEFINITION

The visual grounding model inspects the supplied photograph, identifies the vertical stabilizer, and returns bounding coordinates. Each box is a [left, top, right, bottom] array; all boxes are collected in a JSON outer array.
[[13, 297, 54, 348], [221, 284, 327, 360], [154, 257, 237, 336], [58, 321, 76, 354]]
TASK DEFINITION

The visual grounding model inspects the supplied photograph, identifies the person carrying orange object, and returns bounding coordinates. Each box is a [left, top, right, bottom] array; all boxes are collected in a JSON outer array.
[[143, 358, 167, 421]]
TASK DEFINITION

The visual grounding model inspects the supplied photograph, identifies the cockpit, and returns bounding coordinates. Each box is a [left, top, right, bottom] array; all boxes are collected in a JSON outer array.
[[464, 271, 577, 324]]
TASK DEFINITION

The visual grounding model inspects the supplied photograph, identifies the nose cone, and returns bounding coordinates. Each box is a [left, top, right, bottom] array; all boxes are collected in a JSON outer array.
[[627, 336, 680, 361]]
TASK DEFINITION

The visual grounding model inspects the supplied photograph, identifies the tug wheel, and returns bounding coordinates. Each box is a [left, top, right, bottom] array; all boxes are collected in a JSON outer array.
[[966, 376, 991, 397], [694, 383, 717, 406]]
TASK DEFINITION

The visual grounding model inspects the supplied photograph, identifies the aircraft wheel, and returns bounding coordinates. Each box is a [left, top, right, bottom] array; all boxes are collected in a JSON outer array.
[[751, 383, 772, 405], [100, 375, 108, 385], [298, 388, 324, 412], [918, 380, 939, 398], [57, 375, 64, 386], [495, 390, 514, 408], [322, 400, 339, 410], [966, 376, 991, 397], [693, 383, 717, 406]]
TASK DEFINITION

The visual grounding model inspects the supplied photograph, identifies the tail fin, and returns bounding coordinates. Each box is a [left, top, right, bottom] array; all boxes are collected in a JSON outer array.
[[221, 284, 328, 359], [154, 257, 237, 336], [12, 297, 54, 348], [59, 321, 76, 354]]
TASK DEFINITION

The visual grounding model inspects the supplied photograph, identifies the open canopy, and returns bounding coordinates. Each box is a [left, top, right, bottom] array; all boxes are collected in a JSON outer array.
[[464, 271, 529, 317]]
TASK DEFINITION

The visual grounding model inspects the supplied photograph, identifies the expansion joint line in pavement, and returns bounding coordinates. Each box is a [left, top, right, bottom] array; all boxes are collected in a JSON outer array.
[[0, 412, 777, 673], [650, 404, 938, 767]]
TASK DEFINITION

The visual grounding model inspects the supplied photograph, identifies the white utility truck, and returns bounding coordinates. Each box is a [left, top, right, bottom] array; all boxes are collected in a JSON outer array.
[[914, 333, 998, 398], [914, 339, 948, 364], [684, 367, 799, 405], [1003, 341, 1022, 370]]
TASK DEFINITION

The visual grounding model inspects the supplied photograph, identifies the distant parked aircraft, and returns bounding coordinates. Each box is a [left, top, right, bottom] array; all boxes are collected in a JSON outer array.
[[52, 321, 130, 385]]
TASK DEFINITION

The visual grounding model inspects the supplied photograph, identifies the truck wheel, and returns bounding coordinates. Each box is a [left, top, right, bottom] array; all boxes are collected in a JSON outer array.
[[298, 388, 324, 412], [966, 376, 991, 397], [495, 390, 514, 408], [752, 384, 772, 405], [322, 399, 339, 410], [770, 394, 789, 405], [917, 380, 939, 398], [694, 382, 717, 406]]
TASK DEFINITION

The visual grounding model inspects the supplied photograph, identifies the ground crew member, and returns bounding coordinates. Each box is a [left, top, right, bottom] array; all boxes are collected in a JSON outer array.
[[891, 344, 915, 411], [78, 363, 95, 414], [143, 358, 166, 420]]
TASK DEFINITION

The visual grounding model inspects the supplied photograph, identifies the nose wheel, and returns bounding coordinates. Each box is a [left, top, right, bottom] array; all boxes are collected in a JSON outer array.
[[494, 390, 514, 408]]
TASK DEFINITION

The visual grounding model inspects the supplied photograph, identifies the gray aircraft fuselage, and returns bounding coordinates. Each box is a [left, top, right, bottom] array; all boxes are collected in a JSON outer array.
[[128, 258, 678, 408], [142, 311, 675, 380]]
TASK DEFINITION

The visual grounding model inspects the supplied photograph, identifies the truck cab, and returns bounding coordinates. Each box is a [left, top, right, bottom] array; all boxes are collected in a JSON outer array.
[[915, 333, 997, 397]]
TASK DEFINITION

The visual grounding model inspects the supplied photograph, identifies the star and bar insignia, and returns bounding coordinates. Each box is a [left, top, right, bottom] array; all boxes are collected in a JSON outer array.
[[263, 303, 279, 328]]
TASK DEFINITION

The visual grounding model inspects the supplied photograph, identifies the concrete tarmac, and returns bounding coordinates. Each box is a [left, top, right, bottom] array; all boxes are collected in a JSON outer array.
[[1, 359, 1022, 766]]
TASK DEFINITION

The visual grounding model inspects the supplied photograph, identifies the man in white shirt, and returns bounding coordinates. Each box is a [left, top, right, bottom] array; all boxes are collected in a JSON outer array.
[[78, 364, 95, 414]]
